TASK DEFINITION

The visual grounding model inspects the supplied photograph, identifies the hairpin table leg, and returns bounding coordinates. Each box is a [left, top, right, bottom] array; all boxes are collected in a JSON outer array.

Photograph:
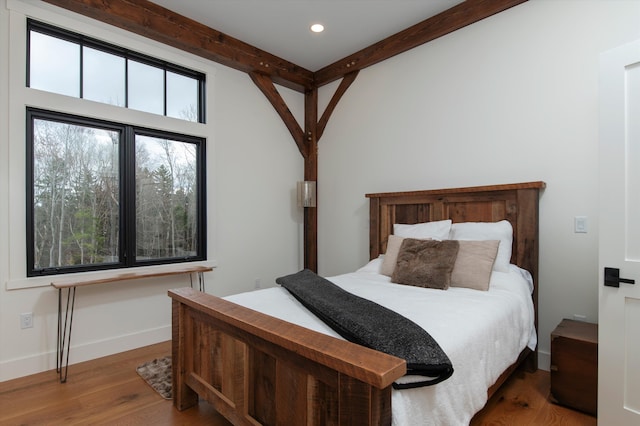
[[56, 286, 76, 383], [189, 271, 206, 292], [198, 271, 205, 292]]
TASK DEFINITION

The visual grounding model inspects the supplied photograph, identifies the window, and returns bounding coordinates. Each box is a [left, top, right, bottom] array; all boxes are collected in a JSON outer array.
[[25, 21, 207, 277], [27, 109, 206, 276], [27, 19, 205, 123]]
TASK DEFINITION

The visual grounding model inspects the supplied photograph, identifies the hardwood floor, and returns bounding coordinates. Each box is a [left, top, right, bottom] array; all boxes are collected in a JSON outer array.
[[0, 342, 228, 426], [471, 367, 596, 426], [0, 341, 596, 425]]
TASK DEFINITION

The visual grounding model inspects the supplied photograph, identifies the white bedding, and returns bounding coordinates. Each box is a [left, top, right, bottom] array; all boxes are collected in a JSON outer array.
[[225, 262, 536, 426]]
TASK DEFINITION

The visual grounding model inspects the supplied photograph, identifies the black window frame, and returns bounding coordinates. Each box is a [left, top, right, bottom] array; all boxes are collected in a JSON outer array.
[[26, 19, 207, 123], [26, 107, 207, 277]]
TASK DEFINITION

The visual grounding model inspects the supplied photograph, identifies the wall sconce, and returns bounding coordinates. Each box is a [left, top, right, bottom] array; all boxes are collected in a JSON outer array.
[[297, 181, 316, 207]]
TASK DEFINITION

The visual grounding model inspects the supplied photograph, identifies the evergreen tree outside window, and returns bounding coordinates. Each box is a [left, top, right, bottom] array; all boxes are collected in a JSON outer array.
[[27, 109, 206, 276], [25, 20, 207, 277]]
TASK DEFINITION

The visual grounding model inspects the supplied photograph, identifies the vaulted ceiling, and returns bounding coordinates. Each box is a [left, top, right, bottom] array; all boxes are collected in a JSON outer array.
[[43, 0, 527, 92], [147, 0, 466, 72]]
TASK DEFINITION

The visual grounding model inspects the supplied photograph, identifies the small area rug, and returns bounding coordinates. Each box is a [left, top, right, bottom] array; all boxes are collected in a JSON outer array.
[[136, 356, 172, 400]]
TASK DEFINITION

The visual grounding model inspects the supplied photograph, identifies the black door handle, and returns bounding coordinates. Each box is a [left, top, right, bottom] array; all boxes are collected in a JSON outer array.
[[604, 267, 636, 287]]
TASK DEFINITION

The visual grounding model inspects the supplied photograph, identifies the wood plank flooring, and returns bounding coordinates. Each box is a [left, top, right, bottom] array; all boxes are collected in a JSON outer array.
[[471, 367, 596, 426], [0, 341, 597, 425]]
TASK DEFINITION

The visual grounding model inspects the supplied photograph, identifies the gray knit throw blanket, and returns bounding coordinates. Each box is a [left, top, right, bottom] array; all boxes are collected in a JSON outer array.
[[276, 269, 454, 389]]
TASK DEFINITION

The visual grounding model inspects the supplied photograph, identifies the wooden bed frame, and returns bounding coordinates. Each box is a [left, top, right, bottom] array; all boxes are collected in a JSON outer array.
[[169, 181, 545, 425]]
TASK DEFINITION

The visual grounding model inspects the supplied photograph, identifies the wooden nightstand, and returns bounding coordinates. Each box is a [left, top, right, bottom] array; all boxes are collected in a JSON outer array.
[[550, 319, 598, 416]]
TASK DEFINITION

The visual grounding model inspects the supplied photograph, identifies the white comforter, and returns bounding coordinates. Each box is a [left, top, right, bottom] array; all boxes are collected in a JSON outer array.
[[225, 262, 536, 426]]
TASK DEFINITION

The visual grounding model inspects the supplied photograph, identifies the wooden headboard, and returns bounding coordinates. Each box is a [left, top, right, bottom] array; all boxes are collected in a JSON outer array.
[[367, 181, 544, 275], [367, 181, 545, 369]]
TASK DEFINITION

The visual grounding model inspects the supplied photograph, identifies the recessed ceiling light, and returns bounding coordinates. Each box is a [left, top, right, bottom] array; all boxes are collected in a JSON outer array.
[[310, 23, 324, 33]]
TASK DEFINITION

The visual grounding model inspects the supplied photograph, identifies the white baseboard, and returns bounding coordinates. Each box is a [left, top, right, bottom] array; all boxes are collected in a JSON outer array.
[[1, 328, 553, 382], [0, 325, 171, 382], [538, 349, 550, 371]]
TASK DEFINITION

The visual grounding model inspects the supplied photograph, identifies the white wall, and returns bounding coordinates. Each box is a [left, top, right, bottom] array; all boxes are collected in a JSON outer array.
[[3, 0, 638, 383], [0, 0, 304, 381], [317, 0, 640, 370]]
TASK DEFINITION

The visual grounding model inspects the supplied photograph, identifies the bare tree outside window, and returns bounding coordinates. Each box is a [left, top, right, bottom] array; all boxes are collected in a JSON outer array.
[[26, 21, 206, 276], [28, 113, 205, 276], [32, 119, 120, 269], [167, 71, 199, 122], [135, 136, 198, 260]]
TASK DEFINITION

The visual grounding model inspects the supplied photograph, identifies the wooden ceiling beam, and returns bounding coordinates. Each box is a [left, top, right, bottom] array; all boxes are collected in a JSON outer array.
[[313, 0, 528, 87], [303, 88, 318, 271], [42, 0, 528, 91], [42, 0, 315, 93], [317, 71, 359, 141], [249, 72, 307, 157], [40, 0, 527, 276]]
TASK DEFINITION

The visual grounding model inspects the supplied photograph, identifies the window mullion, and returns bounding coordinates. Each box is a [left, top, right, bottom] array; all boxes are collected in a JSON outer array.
[[164, 69, 168, 117], [28, 19, 205, 123], [199, 79, 206, 124], [122, 126, 137, 266], [125, 58, 129, 109], [79, 44, 84, 99], [25, 110, 37, 275]]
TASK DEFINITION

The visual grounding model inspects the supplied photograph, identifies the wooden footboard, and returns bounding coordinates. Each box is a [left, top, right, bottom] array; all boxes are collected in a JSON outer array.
[[169, 182, 544, 424], [169, 287, 406, 425]]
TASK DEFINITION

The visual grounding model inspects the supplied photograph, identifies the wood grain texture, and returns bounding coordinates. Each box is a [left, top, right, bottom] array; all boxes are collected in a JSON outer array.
[[472, 367, 596, 426], [170, 287, 404, 425], [366, 181, 544, 262], [42, 0, 527, 91], [40, 0, 529, 274], [303, 87, 319, 271], [168, 182, 544, 423], [51, 265, 212, 288], [314, 0, 528, 86], [249, 71, 306, 159], [0, 342, 595, 425], [367, 181, 544, 374], [317, 71, 359, 140], [366, 181, 544, 375], [550, 320, 598, 416], [0, 342, 228, 425], [171, 298, 198, 411], [169, 288, 406, 389], [43, 0, 314, 92]]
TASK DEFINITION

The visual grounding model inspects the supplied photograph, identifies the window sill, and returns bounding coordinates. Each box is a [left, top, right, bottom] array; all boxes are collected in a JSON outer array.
[[6, 260, 217, 291]]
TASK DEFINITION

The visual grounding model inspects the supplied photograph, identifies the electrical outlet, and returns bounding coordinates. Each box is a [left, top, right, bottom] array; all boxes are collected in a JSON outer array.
[[254, 278, 261, 289], [573, 314, 587, 322], [20, 312, 33, 329]]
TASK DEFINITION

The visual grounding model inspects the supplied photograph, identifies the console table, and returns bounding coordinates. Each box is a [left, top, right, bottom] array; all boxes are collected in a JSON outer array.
[[51, 265, 213, 383]]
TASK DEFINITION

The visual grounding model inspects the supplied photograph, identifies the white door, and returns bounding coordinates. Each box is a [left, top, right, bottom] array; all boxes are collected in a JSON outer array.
[[599, 39, 640, 424]]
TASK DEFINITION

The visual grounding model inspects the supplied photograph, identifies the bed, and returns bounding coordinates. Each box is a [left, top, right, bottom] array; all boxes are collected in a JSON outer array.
[[169, 181, 545, 425]]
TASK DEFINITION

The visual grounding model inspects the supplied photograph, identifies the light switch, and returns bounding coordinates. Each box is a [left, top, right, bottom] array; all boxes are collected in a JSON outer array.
[[575, 216, 588, 233]]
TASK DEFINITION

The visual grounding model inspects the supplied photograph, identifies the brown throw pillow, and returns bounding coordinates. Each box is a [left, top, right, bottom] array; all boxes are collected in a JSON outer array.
[[391, 239, 460, 290], [381, 235, 434, 277], [450, 240, 500, 291]]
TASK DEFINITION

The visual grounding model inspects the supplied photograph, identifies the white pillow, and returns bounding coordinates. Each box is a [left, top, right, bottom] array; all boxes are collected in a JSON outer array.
[[393, 219, 452, 240], [449, 220, 513, 272], [356, 256, 383, 274]]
